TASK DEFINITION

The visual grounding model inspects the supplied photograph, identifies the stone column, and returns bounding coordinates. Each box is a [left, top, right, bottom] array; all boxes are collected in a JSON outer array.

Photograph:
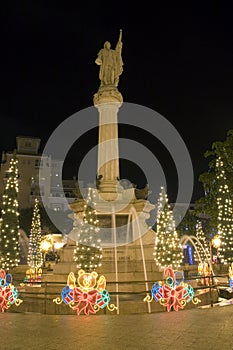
[[94, 87, 123, 200]]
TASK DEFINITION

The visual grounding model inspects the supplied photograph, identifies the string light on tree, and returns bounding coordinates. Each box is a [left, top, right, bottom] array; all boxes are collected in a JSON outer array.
[[0, 151, 20, 269], [73, 188, 102, 271], [27, 198, 43, 269], [216, 157, 233, 264], [153, 186, 183, 270], [194, 220, 210, 263]]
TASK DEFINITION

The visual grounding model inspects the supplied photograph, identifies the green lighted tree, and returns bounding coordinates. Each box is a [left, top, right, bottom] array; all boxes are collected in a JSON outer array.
[[0, 152, 20, 269], [73, 188, 102, 271], [195, 129, 233, 229], [215, 157, 233, 264], [27, 198, 43, 268], [153, 186, 183, 269]]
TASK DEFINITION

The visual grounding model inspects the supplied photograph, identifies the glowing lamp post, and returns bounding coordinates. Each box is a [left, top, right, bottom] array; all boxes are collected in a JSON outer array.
[[209, 235, 221, 267], [212, 236, 221, 250], [209, 235, 221, 306], [40, 238, 53, 267], [53, 242, 64, 263], [53, 242, 64, 250], [210, 235, 222, 275]]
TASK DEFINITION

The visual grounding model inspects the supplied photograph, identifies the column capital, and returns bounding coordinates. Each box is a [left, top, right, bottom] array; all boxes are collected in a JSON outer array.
[[93, 86, 123, 106]]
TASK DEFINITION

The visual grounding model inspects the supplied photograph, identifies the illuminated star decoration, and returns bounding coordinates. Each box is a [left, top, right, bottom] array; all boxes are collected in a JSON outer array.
[[0, 269, 22, 312], [53, 270, 117, 315], [144, 267, 200, 312]]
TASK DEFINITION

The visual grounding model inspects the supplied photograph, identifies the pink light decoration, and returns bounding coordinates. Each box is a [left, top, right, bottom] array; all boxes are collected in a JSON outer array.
[[160, 267, 185, 312], [72, 287, 99, 315], [53, 269, 117, 315], [144, 266, 201, 312], [0, 268, 22, 312]]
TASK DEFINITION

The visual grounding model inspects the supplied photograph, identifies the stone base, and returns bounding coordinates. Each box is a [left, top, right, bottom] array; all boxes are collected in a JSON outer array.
[[98, 180, 123, 201], [93, 86, 123, 105]]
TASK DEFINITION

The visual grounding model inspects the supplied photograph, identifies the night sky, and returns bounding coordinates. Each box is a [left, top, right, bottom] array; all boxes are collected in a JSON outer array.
[[0, 3, 232, 203]]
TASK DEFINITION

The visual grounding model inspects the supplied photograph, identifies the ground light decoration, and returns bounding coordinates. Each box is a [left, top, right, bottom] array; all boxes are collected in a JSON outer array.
[[197, 262, 212, 286], [73, 188, 102, 271], [153, 186, 183, 270], [0, 151, 20, 269], [0, 268, 22, 312], [216, 157, 233, 264], [53, 269, 117, 315], [144, 267, 201, 312], [22, 267, 42, 285]]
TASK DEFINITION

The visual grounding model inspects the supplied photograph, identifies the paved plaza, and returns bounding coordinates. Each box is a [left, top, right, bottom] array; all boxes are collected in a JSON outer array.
[[1, 304, 233, 350]]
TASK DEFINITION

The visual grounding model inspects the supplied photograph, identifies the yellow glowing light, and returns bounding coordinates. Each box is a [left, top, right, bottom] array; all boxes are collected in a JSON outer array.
[[212, 236, 221, 249], [40, 239, 52, 252], [54, 242, 64, 250]]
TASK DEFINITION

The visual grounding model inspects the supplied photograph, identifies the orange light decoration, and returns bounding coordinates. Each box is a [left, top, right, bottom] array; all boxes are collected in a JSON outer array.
[[53, 270, 117, 315], [144, 267, 201, 312], [0, 269, 22, 312], [197, 262, 211, 286], [22, 267, 42, 285]]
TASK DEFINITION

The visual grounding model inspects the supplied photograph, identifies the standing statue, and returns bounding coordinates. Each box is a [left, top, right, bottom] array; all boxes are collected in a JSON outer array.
[[95, 30, 123, 87]]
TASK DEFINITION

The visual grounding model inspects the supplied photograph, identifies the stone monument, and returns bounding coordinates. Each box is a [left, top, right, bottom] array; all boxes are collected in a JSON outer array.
[[52, 33, 157, 306]]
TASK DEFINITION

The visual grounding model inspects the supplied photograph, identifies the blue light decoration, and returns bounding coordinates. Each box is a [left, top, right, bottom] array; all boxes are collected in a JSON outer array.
[[229, 263, 233, 291], [53, 270, 117, 315], [144, 267, 201, 312], [187, 245, 194, 265], [0, 269, 22, 312]]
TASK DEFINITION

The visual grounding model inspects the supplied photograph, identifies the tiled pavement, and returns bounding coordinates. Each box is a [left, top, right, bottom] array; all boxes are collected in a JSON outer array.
[[1, 305, 233, 350]]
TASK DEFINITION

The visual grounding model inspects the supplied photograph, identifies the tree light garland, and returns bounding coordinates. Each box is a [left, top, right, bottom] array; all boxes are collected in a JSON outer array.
[[27, 198, 43, 269], [153, 186, 183, 269], [73, 188, 102, 271], [194, 220, 210, 264], [216, 157, 233, 264], [0, 152, 20, 269]]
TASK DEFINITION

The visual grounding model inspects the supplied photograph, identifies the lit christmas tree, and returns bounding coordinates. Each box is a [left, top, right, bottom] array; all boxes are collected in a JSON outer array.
[[216, 157, 233, 264], [194, 220, 210, 263], [73, 188, 102, 271], [27, 198, 43, 269], [0, 152, 20, 269], [153, 186, 183, 269]]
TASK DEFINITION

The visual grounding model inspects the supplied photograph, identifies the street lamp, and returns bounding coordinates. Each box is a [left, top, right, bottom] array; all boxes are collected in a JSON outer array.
[[40, 237, 53, 267], [209, 235, 221, 306], [209, 235, 221, 272], [212, 236, 221, 249], [53, 241, 64, 263]]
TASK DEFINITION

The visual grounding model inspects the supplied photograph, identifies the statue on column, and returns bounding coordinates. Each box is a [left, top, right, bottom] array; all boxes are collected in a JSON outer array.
[[95, 30, 123, 88]]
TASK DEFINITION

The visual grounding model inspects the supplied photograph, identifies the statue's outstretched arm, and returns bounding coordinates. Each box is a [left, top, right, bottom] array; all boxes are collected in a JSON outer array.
[[115, 29, 122, 51]]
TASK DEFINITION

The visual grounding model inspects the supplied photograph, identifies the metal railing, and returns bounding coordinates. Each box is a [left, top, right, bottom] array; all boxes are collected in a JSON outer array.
[[11, 272, 231, 315]]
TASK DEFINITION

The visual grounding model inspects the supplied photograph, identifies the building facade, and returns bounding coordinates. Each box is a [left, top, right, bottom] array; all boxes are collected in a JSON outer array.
[[0, 136, 77, 211]]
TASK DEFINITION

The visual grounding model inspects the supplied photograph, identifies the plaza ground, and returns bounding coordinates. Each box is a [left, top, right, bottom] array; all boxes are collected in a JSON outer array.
[[1, 303, 233, 350]]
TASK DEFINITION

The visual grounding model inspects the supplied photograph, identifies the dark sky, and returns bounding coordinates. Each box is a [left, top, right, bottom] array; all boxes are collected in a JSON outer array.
[[0, 2, 232, 202]]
